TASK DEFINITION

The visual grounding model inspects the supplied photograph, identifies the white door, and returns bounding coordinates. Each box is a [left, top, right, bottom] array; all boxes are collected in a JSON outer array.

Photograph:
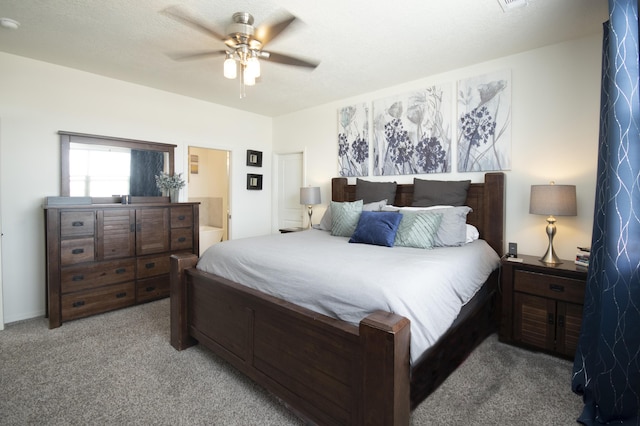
[[275, 152, 303, 230]]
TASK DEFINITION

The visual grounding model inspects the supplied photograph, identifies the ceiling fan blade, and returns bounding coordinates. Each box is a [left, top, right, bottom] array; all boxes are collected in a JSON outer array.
[[255, 13, 297, 47], [161, 6, 226, 42], [167, 50, 227, 61], [264, 51, 319, 69]]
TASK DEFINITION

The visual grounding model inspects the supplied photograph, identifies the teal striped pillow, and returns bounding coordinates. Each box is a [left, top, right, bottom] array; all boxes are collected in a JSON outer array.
[[330, 200, 363, 237], [394, 211, 443, 249]]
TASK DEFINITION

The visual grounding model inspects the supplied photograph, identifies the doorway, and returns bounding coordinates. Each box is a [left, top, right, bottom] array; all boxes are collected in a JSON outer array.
[[274, 151, 304, 230], [187, 147, 230, 248]]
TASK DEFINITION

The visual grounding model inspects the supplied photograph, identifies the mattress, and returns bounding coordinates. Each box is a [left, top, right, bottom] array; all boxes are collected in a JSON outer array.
[[197, 229, 500, 363]]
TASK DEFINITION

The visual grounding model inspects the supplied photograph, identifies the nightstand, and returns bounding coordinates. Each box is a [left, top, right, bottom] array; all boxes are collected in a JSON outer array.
[[499, 254, 588, 359], [278, 227, 305, 233]]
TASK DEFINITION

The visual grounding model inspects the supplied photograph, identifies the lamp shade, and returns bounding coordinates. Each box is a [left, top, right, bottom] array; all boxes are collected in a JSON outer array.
[[529, 184, 577, 216], [300, 187, 321, 205]]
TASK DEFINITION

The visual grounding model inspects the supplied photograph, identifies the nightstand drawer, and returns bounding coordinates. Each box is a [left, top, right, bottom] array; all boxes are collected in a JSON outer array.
[[514, 270, 584, 304]]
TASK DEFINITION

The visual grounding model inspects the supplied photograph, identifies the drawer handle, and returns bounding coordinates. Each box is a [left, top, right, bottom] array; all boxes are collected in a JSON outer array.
[[549, 284, 565, 292], [72, 221, 84, 227], [116, 292, 127, 299], [178, 237, 186, 243], [145, 262, 155, 269], [548, 313, 555, 325], [72, 275, 84, 281], [71, 248, 84, 255], [115, 268, 126, 274], [72, 300, 85, 308], [145, 286, 156, 292], [178, 215, 186, 220]]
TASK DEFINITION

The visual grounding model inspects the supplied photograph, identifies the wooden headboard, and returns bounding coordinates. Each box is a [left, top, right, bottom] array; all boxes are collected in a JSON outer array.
[[331, 172, 505, 256]]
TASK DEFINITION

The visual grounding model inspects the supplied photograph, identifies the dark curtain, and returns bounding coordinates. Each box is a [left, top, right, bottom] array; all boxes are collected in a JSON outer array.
[[571, 1, 640, 424], [129, 149, 164, 196]]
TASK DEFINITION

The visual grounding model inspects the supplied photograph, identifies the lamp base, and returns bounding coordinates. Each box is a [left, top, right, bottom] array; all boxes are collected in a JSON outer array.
[[307, 205, 313, 229], [539, 247, 562, 265], [539, 216, 562, 265]]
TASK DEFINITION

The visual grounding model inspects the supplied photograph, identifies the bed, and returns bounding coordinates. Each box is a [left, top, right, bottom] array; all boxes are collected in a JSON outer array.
[[170, 172, 505, 425]]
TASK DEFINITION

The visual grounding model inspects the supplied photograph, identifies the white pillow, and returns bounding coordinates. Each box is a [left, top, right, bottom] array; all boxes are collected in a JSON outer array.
[[466, 224, 479, 243]]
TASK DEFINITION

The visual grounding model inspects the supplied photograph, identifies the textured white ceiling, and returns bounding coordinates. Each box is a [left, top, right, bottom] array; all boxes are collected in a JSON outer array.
[[0, 0, 608, 117]]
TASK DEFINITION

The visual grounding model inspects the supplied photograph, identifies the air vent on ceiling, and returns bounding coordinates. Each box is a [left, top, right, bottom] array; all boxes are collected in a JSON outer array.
[[497, 0, 528, 12]]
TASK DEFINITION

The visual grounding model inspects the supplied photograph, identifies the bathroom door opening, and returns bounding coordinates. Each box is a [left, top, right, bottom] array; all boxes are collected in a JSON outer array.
[[187, 147, 230, 255]]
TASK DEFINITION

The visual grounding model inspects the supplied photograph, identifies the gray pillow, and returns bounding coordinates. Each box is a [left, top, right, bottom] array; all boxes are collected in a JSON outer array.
[[428, 206, 473, 247], [412, 179, 471, 207], [356, 179, 397, 204]]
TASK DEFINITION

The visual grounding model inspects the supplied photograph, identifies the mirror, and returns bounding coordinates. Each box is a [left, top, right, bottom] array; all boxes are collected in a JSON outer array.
[[60, 131, 176, 199]]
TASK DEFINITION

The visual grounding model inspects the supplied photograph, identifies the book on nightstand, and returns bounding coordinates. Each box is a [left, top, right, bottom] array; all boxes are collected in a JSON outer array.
[[575, 246, 590, 267]]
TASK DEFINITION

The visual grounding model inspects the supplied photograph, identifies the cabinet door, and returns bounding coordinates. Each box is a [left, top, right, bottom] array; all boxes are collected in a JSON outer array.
[[136, 208, 170, 255], [556, 302, 583, 358], [513, 293, 556, 351], [97, 209, 135, 260]]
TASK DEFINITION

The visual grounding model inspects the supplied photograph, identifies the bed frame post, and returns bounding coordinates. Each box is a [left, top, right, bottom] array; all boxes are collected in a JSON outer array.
[[360, 311, 411, 426], [170, 253, 198, 350], [483, 172, 505, 256]]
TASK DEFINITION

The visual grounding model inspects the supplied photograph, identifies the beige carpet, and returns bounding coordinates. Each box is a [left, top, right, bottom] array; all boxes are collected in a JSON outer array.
[[0, 298, 582, 425]]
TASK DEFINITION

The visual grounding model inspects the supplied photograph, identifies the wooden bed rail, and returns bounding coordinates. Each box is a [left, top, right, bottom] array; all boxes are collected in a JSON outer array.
[[170, 253, 412, 425]]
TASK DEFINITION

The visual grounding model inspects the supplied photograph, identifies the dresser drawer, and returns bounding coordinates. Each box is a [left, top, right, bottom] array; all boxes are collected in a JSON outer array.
[[514, 270, 585, 304], [61, 282, 135, 321], [171, 228, 193, 251], [171, 206, 193, 228], [61, 259, 136, 293], [136, 275, 169, 303], [61, 211, 95, 237], [137, 254, 170, 279], [60, 237, 95, 265]]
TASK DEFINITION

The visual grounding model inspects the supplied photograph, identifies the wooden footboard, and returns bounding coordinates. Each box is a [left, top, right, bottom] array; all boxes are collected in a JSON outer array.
[[170, 253, 411, 425]]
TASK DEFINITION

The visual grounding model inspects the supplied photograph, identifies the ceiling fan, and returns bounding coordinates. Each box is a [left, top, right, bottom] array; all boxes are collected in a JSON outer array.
[[162, 6, 320, 98]]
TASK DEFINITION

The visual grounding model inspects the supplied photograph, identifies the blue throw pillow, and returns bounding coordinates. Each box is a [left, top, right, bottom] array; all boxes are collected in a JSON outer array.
[[349, 211, 402, 247]]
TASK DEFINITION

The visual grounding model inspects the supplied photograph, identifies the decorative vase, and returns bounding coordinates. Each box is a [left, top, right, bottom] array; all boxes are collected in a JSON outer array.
[[169, 189, 179, 203]]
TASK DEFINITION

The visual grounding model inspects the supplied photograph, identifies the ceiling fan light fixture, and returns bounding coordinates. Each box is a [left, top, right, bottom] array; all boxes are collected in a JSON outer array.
[[223, 55, 237, 79], [243, 66, 256, 86], [247, 56, 260, 78]]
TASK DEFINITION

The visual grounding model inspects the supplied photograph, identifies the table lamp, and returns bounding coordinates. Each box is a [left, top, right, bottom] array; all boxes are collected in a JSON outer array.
[[300, 187, 321, 228], [529, 182, 577, 264]]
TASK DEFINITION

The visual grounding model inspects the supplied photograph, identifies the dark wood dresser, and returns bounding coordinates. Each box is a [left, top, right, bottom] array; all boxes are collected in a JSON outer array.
[[44, 200, 199, 328], [499, 254, 588, 359]]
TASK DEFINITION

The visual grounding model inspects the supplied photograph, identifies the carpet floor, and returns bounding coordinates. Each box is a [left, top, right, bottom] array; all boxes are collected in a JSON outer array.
[[0, 298, 583, 425]]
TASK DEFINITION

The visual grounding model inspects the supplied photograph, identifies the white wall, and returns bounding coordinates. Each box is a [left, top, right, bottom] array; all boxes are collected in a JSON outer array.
[[0, 33, 603, 323], [273, 34, 602, 261], [0, 52, 272, 323]]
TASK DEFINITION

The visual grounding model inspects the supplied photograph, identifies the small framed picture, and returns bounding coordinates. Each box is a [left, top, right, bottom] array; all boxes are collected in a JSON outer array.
[[246, 150, 263, 167], [190, 155, 199, 174], [247, 174, 263, 190]]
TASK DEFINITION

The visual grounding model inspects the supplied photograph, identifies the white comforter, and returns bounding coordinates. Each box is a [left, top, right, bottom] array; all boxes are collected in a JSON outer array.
[[197, 229, 500, 363]]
